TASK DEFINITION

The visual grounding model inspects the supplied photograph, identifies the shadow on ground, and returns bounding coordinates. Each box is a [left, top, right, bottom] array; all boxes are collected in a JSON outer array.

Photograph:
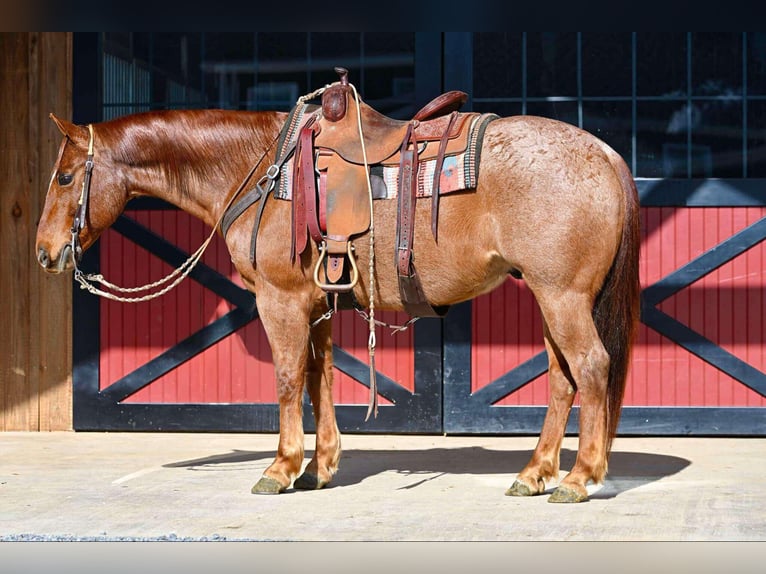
[[164, 446, 690, 499]]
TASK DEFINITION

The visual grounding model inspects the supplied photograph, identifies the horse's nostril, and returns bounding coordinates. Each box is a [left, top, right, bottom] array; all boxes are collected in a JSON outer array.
[[38, 247, 50, 268]]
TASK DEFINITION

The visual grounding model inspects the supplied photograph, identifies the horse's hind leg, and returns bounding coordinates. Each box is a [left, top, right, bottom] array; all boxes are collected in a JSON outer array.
[[294, 316, 341, 490], [511, 290, 611, 503], [506, 320, 575, 498]]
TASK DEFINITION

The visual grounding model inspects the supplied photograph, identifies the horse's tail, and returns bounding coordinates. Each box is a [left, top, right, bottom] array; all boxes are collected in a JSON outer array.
[[595, 144, 641, 456]]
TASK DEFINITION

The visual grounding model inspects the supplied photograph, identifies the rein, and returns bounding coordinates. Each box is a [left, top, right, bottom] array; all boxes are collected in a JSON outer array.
[[70, 124, 278, 303]]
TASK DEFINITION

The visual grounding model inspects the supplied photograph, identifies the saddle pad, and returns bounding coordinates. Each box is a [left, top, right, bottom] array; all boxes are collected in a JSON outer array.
[[274, 112, 498, 201]]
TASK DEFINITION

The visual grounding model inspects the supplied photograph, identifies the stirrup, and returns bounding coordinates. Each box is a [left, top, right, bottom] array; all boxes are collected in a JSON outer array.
[[313, 241, 359, 293]]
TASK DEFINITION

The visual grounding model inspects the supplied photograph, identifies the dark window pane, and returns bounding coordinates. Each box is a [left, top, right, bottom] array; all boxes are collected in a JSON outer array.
[[204, 33, 254, 61], [253, 33, 310, 109], [692, 99, 742, 177], [747, 100, 766, 176], [185, 34, 203, 91], [581, 33, 632, 97], [364, 33, 414, 56], [132, 33, 152, 63], [153, 34, 185, 78], [582, 100, 632, 162], [747, 33, 766, 95], [692, 33, 743, 96], [636, 101, 689, 177], [526, 32, 577, 97], [311, 32, 361, 87], [257, 32, 306, 61], [636, 33, 687, 96], [200, 33, 256, 109], [526, 100, 579, 127], [362, 33, 415, 108], [102, 32, 132, 60], [473, 33, 523, 98], [474, 101, 522, 117]]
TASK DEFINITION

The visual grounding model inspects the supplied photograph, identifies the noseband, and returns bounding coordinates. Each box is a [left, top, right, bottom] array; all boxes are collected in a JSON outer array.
[[70, 124, 95, 265]]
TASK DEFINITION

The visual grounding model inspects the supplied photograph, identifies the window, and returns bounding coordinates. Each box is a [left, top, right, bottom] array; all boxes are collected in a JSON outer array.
[[472, 32, 766, 178]]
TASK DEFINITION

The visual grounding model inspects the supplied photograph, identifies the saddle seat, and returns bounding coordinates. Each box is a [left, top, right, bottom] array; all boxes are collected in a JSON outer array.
[[314, 70, 471, 166]]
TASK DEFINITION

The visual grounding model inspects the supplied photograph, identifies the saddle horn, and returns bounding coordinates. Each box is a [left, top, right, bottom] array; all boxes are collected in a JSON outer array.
[[334, 67, 349, 85], [323, 67, 352, 122]]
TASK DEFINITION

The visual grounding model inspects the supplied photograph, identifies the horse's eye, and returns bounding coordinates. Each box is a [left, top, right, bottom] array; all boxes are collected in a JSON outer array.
[[57, 173, 74, 186]]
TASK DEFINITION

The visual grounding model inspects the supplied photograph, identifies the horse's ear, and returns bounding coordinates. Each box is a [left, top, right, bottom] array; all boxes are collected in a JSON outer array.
[[49, 113, 89, 148]]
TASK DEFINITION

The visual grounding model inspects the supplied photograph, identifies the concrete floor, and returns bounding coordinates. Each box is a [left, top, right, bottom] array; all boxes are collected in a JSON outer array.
[[1, 431, 765, 544]]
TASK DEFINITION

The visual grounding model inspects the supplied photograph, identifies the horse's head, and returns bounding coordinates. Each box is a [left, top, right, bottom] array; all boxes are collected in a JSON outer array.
[[36, 114, 128, 273]]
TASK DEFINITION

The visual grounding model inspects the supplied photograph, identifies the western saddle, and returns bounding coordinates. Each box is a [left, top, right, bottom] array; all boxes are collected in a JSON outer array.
[[223, 67, 489, 319]]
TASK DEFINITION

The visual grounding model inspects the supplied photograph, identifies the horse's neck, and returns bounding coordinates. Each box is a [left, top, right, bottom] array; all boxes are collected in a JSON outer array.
[[138, 172, 225, 230], [116, 111, 281, 229]]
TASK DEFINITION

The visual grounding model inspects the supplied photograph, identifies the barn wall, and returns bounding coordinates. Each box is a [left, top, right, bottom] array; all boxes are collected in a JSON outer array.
[[0, 33, 73, 431]]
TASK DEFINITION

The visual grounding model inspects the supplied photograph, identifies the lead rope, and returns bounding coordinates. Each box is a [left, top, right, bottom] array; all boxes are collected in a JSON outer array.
[[349, 83, 379, 421], [73, 125, 277, 303]]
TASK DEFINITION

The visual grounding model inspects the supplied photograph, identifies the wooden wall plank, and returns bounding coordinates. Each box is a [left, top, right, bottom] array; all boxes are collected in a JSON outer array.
[[1, 33, 37, 430], [34, 33, 73, 431], [0, 32, 72, 431]]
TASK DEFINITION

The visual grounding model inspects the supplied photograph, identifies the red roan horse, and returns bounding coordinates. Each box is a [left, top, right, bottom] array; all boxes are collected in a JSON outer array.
[[36, 91, 640, 503]]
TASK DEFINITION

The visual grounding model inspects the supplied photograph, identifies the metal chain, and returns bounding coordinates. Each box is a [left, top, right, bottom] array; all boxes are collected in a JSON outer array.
[[353, 307, 419, 334]]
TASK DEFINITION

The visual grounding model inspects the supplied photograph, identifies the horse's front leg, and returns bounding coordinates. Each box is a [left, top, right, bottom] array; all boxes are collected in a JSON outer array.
[[294, 315, 341, 490], [251, 292, 312, 495]]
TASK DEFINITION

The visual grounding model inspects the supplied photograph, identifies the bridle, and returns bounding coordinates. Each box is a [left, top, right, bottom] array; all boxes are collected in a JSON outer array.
[[69, 123, 95, 265], [64, 121, 279, 302]]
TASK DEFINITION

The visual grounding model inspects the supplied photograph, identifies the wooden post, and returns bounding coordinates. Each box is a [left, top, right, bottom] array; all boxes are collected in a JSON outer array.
[[1, 33, 73, 430]]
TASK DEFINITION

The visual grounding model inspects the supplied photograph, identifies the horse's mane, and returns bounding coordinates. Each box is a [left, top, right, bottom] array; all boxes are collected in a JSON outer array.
[[95, 109, 285, 200]]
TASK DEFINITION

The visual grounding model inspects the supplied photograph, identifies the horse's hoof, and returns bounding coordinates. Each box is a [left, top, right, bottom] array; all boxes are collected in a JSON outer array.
[[548, 486, 588, 503], [505, 479, 543, 497], [293, 472, 324, 490], [251, 476, 286, 495]]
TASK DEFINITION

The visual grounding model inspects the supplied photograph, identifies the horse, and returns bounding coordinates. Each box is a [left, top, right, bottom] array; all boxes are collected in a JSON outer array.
[[36, 95, 640, 503]]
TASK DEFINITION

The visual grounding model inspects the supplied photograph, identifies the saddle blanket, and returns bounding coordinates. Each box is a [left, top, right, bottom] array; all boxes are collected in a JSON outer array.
[[274, 106, 498, 201]]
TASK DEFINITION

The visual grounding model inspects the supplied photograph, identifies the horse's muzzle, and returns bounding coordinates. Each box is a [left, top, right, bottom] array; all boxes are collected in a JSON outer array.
[[37, 245, 73, 273]]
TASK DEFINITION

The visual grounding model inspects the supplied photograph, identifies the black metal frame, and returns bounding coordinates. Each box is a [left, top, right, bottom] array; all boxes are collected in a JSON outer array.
[[443, 178, 766, 436]]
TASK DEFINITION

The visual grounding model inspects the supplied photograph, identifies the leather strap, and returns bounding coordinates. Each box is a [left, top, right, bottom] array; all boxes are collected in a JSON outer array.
[[431, 111, 458, 242], [292, 119, 322, 261], [291, 126, 308, 262], [395, 125, 444, 318], [396, 124, 417, 278], [249, 186, 271, 265], [303, 143, 324, 244], [221, 186, 262, 239]]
